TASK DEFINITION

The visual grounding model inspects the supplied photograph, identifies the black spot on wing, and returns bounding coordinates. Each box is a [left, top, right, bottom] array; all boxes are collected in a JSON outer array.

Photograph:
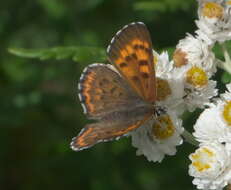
[[131, 75, 139, 81], [139, 60, 148, 66], [125, 55, 132, 62], [120, 62, 127, 68], [131, 53, 138, 60], [141, 72, 149, 78]]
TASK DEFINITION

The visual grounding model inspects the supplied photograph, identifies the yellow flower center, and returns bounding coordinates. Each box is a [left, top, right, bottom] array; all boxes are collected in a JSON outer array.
[[173, 49, 188, 67], [190, 147, 214, 172], [156, 78, 172, 101], [227, 0, 231, 5], [202, 2, 224, 19], [153, 55, 158, 66], [152, 115, 175, 140], [186, 66, 208, 87], [223, 101, 231, 126]]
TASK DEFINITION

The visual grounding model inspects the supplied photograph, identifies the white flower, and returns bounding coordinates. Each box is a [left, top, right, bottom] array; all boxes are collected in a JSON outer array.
[[196, 0, 231, 43], [189, 143, 231, 190], [196, 27, 215, 46], [154, 51, 174, 78], [193, 83, 231, 144], [155, 49, 217, 113], [190, 83, 231, 189], [173, 65, 218, 112], [173, 34, 216, 74], [154, 51, 185, 115], [183, 79, 218, 112], [193, 105, 231, 144], [220, 83, 231, 100], [172, 34, 217, 112], [131, 110, 183, 163]]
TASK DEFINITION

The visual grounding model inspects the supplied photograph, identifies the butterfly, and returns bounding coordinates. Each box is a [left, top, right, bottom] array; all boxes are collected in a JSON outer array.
[[71, 22, 157, 151]]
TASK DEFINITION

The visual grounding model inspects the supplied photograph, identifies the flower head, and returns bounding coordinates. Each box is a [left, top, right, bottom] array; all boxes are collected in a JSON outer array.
[[189, 143, 231, 190], [172, 63, 217, 112], [193, 105, 231, 145], [131, 110, 183, 163], [173, 34, 216, 74], [154, 51, 185, 114], [193, 83, 231, 144], [186, 66, 208, 88], [184, 79, 217, 111], [196, 0, 231, 43], [190, 83, 231, 190]]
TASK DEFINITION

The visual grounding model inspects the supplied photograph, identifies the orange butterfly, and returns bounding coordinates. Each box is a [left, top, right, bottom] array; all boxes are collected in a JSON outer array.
[[71, 22, 157, 151]]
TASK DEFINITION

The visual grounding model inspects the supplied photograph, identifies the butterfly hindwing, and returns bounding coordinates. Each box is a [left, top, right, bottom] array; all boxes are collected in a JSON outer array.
[[107, 22, 156, 103], [71, 106, 152, 151], [78, 64, 146, 119]]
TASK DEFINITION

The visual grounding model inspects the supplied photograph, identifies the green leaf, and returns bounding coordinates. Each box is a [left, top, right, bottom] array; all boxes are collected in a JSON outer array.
[[163, 47, 175, 57], [213, 41, 231, 60], [134, 2, 166, 11], [133, 0, 194, 12], [8, 46, 107, 63], [221, 71, 231, 84]]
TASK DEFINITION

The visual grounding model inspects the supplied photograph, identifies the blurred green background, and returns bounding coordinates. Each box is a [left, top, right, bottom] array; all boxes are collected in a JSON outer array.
[[0, 0, 221, 190]]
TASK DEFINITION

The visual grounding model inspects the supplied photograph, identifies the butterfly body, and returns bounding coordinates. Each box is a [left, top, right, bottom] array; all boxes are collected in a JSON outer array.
[[71, 22, 157, 151]]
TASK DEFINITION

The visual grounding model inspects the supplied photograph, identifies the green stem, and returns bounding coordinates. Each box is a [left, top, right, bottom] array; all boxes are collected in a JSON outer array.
[[218, 43, 231, 73], [182, 130, 199, 147]]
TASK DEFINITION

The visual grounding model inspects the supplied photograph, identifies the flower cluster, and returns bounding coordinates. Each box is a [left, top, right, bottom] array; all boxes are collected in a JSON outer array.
[[72, 0, 231, 189], [131, 38, 218, 164], [189, 84, 231, 190], [130, 0, 231, 189]]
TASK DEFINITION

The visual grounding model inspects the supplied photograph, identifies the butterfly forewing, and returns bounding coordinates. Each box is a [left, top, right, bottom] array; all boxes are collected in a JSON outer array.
[[107, 22, 156, 103], [78, 64, 146, 119]]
